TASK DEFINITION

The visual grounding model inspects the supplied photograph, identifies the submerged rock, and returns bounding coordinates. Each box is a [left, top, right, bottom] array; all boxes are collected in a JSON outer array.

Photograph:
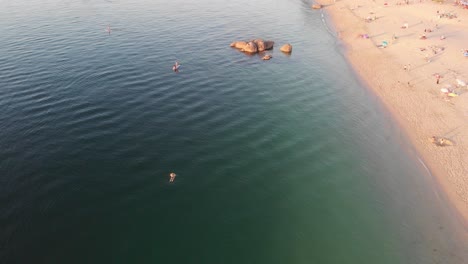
[[262, 54, 272, 60]]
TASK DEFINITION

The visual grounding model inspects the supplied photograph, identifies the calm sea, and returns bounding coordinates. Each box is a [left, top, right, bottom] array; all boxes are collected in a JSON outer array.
[[0, 0, 466, 263]]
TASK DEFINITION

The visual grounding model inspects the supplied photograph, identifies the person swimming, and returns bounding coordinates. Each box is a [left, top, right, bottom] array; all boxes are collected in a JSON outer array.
[[106, 25, 111, 34], [169, 172, 176, 182], [172, 61, 180, 72]]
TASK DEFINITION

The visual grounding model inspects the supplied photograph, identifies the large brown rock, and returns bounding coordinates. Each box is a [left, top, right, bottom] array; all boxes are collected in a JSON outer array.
[[263, 41, 274, 50], [231, 39, 274, 53], [253, 39, 266, 52], [241, 41, 258, 53], [252, 39, 275, 52], [230, 41, 248, 49], [280, 43, 292, 53]]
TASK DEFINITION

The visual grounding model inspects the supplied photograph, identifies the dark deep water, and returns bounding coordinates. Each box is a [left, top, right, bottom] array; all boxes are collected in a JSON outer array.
[[0, 0, 467, 263]]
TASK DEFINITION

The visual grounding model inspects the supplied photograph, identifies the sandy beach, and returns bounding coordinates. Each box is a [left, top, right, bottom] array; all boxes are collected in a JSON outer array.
[[317, 0, 468, 231]]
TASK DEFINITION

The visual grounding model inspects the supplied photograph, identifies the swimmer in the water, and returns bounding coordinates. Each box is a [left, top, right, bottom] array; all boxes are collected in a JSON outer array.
[[172, 61, 180, 72], [169, 172, 176, 182]]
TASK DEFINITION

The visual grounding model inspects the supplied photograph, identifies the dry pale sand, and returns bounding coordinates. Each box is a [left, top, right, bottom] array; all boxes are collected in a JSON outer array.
[[317, 0, 468, 231]]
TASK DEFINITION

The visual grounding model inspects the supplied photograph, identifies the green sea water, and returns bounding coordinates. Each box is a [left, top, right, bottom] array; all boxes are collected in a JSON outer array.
[[0, 0, 466, 263]]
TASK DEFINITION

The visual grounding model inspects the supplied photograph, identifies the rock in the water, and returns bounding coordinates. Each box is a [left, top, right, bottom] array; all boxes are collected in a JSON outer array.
[[231, 39, 274, 54], [262, 54, 272, 60], [312, 4, 322, 9], [280, 43, 292, 53], [230, 41, 248, 49], [253, 39, 266, 52], [242, 41, 258, 53], [263, 41, 274, 50]]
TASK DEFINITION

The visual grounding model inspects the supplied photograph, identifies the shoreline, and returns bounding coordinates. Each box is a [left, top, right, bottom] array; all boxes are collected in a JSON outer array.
[[317, 0, 468, 233]]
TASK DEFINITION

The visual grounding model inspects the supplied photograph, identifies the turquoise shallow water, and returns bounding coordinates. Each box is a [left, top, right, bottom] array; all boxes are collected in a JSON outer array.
[[0, 0, 467, 263]]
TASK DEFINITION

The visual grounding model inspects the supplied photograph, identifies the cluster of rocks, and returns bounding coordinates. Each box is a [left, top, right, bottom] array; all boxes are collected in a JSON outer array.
[[230, 39, 275, 53], [230, 39, 293, 59]]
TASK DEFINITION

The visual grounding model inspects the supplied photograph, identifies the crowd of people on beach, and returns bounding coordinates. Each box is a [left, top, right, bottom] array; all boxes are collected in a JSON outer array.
[[352, 0, 468, 147], [336, 0, 468, 244]]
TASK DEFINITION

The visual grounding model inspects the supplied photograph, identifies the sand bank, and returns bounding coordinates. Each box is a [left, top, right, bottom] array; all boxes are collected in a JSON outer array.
[[317, 0, 468, 231]]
